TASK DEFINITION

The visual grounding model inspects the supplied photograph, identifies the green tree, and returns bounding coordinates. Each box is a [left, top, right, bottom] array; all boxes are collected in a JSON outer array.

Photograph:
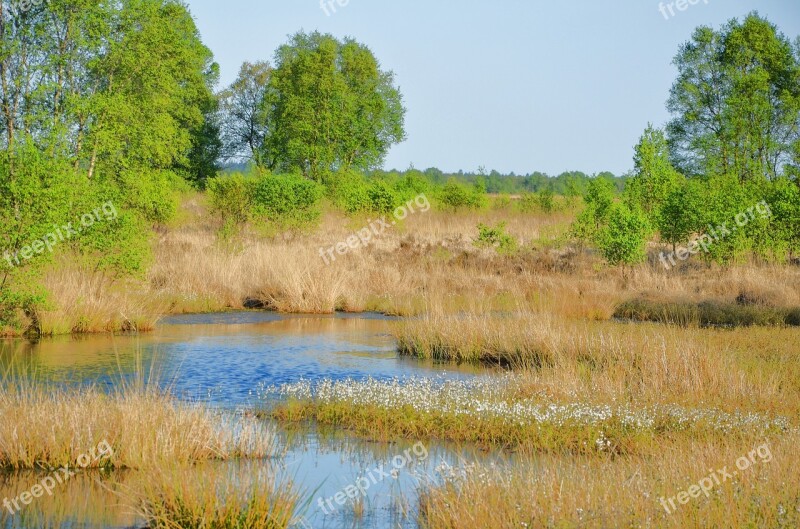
[[667, 13, 800, 181], [627, 125, 683, 223], [265, 32, 406, 181], [219, 61, 273, 168], [596, 203, 651, 274], [657, 178, 705, 252]]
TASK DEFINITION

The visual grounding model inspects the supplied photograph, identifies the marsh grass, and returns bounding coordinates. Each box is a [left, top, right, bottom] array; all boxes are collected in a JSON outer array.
[[137, 465, 300, 529], [615, 297, 800, 327], [419, 434, 800, 529], [0, 379, 276, 470], [267, 377, 789, 454]]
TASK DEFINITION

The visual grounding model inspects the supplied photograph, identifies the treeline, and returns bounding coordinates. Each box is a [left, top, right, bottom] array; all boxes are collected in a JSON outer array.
[[371, 168, 626, 195]]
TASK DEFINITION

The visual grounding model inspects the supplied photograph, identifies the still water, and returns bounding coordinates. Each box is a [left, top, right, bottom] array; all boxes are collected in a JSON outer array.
[[0, 312, 503, 529]]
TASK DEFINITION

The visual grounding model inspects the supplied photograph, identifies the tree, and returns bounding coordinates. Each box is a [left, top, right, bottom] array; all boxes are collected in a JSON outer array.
[[596, 203, 651, 275], [219, 61, 272, 168], [657, 178, 704, 252], [264, 32, 406, 181], [570, 177, 616, 248], [667, 13, 800, 181], [627, 125, 683, 223]]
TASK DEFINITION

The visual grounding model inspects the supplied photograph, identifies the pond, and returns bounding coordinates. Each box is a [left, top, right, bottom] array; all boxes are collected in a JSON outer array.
[[0, 312, 506, 529]]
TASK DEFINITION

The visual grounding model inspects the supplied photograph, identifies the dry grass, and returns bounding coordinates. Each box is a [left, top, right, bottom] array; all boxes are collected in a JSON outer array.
[[420, 434, 800, 529], [38, 265, 164, 335], [0, 381, 275, 470], [138, 465, 300, 529], [394, 311, 800, 415]]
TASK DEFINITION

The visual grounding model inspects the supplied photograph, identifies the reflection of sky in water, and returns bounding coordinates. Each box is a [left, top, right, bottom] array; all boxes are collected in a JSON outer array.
[[0, 312, 487, 407], [0, 429, 508, 529], [0, 313, 503, 529]]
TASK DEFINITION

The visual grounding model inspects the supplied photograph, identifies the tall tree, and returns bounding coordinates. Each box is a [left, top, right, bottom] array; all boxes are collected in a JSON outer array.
[[264, 32, 406, 181], [667, 13, 800, 181], [219, 61, 272, 168]]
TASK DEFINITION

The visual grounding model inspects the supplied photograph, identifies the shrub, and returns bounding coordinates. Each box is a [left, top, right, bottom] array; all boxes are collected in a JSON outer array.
[[252, 173, 323, 229], [367, 180, 400, 214], [518, 192, 538, 213], [325, 170, 372, 214], [596, 203, 651, 271], [474, 222, 518, 255], [393, 171, 431, 203], [439, 179, 486, 211], [537, 188, 556, 213], [206, 173, 256, 234]]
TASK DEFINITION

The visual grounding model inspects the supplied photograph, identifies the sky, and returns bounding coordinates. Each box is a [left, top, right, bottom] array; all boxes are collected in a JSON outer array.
[[184, 0, 800, 176]]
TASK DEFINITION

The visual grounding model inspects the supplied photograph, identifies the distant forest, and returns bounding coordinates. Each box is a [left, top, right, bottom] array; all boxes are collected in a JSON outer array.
[[222, 162, 629, 196]]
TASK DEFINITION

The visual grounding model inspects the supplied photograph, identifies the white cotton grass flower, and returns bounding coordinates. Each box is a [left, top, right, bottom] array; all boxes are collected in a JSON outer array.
[[258, 374, 791, 437]]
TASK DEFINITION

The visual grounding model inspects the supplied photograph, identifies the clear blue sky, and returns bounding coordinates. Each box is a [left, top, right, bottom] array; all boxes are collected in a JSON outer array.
[[185, 0, 800, 176]]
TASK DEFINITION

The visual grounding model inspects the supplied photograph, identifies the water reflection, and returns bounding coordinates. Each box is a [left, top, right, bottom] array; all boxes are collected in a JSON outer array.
[[0, 312, 501, 529]]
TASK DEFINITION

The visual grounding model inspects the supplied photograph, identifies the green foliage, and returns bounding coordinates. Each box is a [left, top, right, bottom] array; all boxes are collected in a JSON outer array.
[[667, 13, 800, 180], [367, 180, 400, 214], [657, 178, 705, 251], [207, 173, 257, 235], [325, 171, 372, 214], [570, 178, 616, 245], [439, 178, 486, 211], [537, 188, 556, 213], [627, 125, 683, 224], [518, 192, 539, 213], [595, 203, 651, 269], [392, 171, 431, 203], [219, 61, 273, 168], [766, 177, 800, 259], [474, 223, 519, 255], [325, 171, 403, 214], [697, 174, 761, 265], [264, 32, 406, 180], [251, 173, 324, 229]]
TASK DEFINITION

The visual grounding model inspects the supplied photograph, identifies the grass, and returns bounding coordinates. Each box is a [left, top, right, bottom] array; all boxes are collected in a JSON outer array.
[[0, 380, 275, 470], [266, 376, 791, 454], [615, 297, 800, 327], [418, 434, 800, 529], [138, 466, 301, 529], [269, 307, 800, 453]]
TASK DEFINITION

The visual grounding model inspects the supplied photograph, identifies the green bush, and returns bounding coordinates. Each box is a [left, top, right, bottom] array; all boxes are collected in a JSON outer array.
[[325, 171, 371, 214], [367, 180, 400, 214], [596, 203, 651, 270], [207, 173, 256, 234], [474, 222, 518, 255], [518, 192, 538, 213], [393, 172, 431, 203], [252, 173, 324, 228], [537, 188, 556, 213], [439, 179, 486, 211]]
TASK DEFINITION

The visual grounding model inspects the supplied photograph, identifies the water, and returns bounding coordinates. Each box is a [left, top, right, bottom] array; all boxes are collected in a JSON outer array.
[[0, 312, 501, 529]]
